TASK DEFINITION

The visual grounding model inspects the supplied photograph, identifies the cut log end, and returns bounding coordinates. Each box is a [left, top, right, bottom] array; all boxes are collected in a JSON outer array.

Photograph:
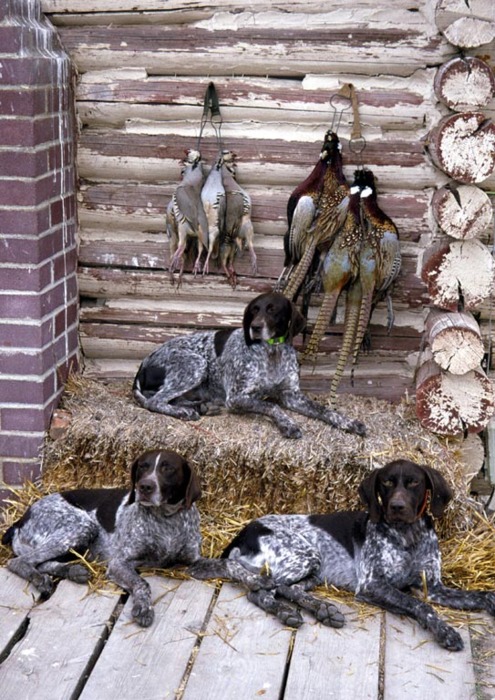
[[434, 57, 495, 111], [428, 113, 495, 184], [416, 362, 495, 436], [431, 185, 493, 240]]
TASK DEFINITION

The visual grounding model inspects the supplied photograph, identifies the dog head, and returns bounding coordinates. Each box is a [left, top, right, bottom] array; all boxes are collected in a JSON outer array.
[[128, 450, 201, 512], [358, 459, 453, 525], [243, 292, 305, 347]]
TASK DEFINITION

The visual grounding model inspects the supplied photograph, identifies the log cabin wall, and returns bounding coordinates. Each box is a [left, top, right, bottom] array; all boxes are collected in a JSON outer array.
[[42, 0, 495, 404]]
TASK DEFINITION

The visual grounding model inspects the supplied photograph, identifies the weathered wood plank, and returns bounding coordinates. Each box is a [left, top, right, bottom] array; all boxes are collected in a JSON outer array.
[[470, 612, 495, 696], [0, 569, 38, 660], [284, 605, 381, 699], [54, 23, 455, 77], [80, 577, 216, 700], [75, 71, 443, 133], [383, 612, 477, 699], [181, 582, 292, 700], [0, 580, 120, 700]]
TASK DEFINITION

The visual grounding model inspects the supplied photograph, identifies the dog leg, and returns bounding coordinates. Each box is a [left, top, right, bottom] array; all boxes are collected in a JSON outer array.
[[107, 558, 154, 627], [278, 391, 366, 437], [357, 583, 464, 651], [135, 350, 208, 420], [187, 557, 274, 591], [276, 583, 345, 628], [226, 396, 303, 438], [37, 560, 91, 585], [247, 588, 303, 628], [427, 583, 495, 616]]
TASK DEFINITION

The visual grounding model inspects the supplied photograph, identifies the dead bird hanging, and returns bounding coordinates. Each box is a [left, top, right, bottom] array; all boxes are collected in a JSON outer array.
[[166, 149, 208, 282], [278, 86, 401, 402], [166, 82, 257, 286], [281, 128, 350, 301]]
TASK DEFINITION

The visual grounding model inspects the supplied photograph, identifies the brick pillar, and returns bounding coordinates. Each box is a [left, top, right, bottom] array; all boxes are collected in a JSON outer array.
[[0, 0, 79, 505]]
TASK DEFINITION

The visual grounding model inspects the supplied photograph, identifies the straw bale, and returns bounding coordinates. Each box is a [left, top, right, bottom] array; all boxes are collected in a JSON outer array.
[[2, 374, 493, 592]]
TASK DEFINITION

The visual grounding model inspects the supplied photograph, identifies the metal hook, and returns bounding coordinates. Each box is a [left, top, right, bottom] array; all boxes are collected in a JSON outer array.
[[349, 135, 367, 168], [329, 93, 352, 133]]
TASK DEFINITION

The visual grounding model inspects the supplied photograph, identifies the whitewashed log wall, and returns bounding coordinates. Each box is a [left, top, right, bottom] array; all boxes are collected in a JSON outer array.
[[42, 0, 495, 404]]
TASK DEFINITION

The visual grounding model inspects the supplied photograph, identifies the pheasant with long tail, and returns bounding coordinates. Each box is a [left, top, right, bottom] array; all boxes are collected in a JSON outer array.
[[329, 168, 401, 403], [283, 131, 349, 301], [303, 178, 363, 361]]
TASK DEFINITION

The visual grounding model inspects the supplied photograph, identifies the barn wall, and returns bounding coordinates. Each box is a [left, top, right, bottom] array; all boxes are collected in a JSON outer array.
[[43, 0, 495, 403]]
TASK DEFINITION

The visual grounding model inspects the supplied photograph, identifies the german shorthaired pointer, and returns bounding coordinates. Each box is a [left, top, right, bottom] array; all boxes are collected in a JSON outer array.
[[188, 459, 495, 651], [133, 291, 366, 439], [2, 450, 202, 627]]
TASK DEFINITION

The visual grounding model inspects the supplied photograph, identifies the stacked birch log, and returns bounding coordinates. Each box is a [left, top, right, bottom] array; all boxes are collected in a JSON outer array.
[[416, 0, 495, 435]]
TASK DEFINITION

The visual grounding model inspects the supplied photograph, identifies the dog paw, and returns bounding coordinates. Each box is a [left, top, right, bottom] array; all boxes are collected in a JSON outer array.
[[436, 623, 464, 652], [280, 423, 302, 439], [347, 419, 367, 437], [276, 604, 304, 629], [32, 573, 55, 599], [315, 601, 345, 629], [67, 564, 91, 584], [132, 600, 154, 627]]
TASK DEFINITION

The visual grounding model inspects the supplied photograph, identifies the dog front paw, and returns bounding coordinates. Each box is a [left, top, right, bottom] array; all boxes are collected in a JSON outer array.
[[280, 422, 302, 439], [435, 622, 464, 652], [132, 598, 154, 627], [315, 601, 345, 628], [346, 419, 366, 437]]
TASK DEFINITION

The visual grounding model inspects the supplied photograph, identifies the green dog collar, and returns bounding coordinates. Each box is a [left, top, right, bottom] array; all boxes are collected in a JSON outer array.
[[266, 335, 287, 346]]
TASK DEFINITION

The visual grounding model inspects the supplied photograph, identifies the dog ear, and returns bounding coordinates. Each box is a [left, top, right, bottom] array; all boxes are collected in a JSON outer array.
[[184, 462, 202, 508], [420, 464, 453, 518], [287, 301, 306, 341], [127, 456, 141, 505], [243, 298, 255, 346], [358, 469, 383, 523]]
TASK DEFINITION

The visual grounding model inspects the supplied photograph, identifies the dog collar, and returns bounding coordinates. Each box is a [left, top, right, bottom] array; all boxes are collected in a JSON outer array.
[[416, 490, 430, 520], [266, 334, 287, 346]]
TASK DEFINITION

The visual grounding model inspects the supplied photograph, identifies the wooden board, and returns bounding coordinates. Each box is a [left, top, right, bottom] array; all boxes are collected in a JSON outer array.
[[181, 582, 293, 700], [383, 612, 477, 699], [0, 569, 38, 658], [284, 604, 382, 699], [0, 580, 120, 700], [80, 577, 217, 699]]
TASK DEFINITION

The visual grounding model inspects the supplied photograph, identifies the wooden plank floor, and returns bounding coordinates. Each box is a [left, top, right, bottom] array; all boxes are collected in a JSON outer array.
[[0, 569, 494, 700]]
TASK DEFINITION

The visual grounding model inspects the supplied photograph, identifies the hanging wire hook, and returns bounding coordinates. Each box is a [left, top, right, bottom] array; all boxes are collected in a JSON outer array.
[[196, 82, 223, 153], [329, 92, 352, 133]]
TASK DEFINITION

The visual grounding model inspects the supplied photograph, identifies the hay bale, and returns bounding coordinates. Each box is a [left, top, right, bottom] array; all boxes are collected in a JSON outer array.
[[40, 375, 477, 537], [1, 374, 494, 591]]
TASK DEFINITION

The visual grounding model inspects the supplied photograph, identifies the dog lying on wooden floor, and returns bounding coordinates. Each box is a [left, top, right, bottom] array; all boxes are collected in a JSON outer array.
[[188, 459, 495, 651], [132, 291, 366, 439], [2, 450, 202, 627]]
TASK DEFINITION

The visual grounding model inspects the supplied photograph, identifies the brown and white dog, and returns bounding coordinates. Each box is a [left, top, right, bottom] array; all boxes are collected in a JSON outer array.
[[133, 291, 366, 439], [2, 450, 202, 627]]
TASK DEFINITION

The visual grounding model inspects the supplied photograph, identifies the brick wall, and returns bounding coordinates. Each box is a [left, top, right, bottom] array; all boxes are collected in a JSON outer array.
[[0, 0, 79, 505]]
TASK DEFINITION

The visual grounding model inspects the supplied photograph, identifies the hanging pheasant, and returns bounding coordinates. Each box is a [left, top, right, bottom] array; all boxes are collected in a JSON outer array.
[[329, 168, 401, 403], [166, 149, 209, 281], [219, 151, 257, 288], [283, 131, 349, 301], [303, 178, 363, 361], [277, 130, 334, 291]]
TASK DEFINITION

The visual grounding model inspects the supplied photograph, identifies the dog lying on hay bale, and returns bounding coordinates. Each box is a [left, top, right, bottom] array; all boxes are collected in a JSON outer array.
[[133, 292, 366, 439], [188, 459, 495, 651]]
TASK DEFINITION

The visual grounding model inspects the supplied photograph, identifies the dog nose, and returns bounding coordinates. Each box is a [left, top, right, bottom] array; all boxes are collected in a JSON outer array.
[[390, 502, 405, 513], [138, 481, 155, 495]]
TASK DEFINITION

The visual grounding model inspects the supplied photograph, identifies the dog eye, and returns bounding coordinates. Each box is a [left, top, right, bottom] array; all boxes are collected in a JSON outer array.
[[382, 479, 394, 487], [406, 480, 420, 488]]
